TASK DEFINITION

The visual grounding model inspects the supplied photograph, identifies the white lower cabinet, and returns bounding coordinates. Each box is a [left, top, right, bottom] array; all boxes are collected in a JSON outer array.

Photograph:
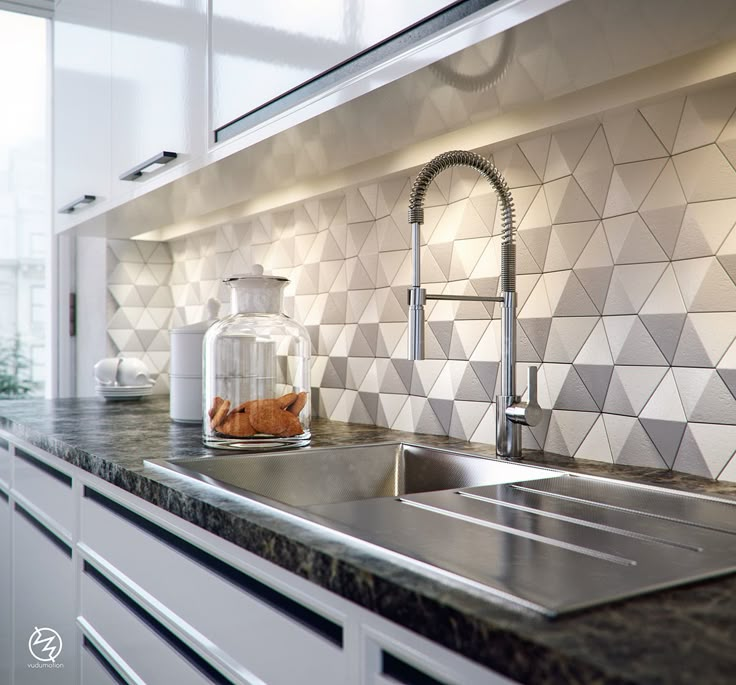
[[0, 433, 519, 685], [12, 503, 77, 684]]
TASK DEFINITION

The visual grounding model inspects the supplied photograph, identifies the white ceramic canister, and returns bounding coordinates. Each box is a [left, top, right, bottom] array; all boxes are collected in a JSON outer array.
[[169, 299, 219, 423]]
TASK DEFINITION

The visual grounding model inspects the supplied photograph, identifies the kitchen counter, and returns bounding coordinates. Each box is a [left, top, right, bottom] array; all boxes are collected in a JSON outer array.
[[1, 396, 736, 685]]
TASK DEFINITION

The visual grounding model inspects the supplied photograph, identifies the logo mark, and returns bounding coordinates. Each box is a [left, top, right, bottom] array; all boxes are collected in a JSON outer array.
[[28, 627, 63, 663]]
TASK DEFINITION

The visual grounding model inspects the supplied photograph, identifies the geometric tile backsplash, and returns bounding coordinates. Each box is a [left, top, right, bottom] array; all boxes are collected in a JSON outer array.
[[107, 81, 736, 481]]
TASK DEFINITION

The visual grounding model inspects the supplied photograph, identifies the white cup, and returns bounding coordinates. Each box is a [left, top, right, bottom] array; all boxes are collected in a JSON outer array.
[[94, 357, 121, 386], [117, 357, 153, 387]]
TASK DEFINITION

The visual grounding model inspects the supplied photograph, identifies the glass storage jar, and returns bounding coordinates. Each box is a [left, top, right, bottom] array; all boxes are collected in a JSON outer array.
[[202, 266, 311, 449]]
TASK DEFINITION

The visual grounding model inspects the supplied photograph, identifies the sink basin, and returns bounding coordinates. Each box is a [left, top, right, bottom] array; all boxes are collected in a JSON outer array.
[[146, 442, 554, 508]]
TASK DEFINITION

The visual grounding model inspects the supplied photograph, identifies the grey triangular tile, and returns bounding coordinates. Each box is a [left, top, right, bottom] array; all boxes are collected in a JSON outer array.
[[519, 318, 552, 359], [720, 369, 736, 400], [574, 363, 613, 410], [357, 392, 379, 424], [546, 364, 598, 410], [469, 361, 499, 401], [455, 365, 490, 401], [428, 398, 454, 433], [428, 321, 453, 357], [640, 418, 686, 468], [574, 266, 613, 313], [348, 395, 374, 425], [392, 359, 414, 394], [606, 416, 667, 468], [639, 313, 686, 364]]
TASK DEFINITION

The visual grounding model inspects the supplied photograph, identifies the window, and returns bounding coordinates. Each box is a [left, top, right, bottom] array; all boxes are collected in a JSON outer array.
[[0, 9, 49, 398]]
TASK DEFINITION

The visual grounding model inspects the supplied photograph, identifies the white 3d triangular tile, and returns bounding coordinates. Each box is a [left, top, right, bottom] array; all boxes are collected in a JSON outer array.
[[603, 263, 666, 315], [544, 410, 598, 457], [544, 124, 598, 182], [574, 415, 613, 462], [519, 134, 550, 181], [674, 368, 736, 424], [603, 366, 667, 416], [603, 213, 667, 264], [673, 85, 736, 154], [673, 314, 736, 367], [673, 257, 736, 312], [673, 145, 736, 202], [603, 110, 668, 163], [544, 364, 598, 410], [543, 176, 599, 224], [673, 424, 736, 479], [640, 96, 685, 152], [673, 199, 736, 260], [544, 270, 598, 316], [572, 127, 613, 215], [603, 315, 667, 365], [544, 316, 598, 363], [544, 221, 598, 271], [603, 158, 666, 218], [603, 415, 666, 468]]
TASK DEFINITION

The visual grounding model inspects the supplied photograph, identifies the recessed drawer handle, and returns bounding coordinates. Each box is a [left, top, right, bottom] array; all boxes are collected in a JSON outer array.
[[119, 151, 177, 181], [382, 651, 450, 685], [84, 561, 235, 685], [82, 636, 128, 685], [14, 502, 72, 558], [16, 448, 72, 487], [58, 194, 96, 214], [83, 486, 344, 648]]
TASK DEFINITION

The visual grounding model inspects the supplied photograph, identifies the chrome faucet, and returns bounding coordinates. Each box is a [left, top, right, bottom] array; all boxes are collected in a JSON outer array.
[[407, 150, 542, 459]]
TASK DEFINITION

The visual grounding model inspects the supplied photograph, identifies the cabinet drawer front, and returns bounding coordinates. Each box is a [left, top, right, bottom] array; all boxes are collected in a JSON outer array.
[[14, 447, 73, 535], [82, 563, 229, 685], [81, 488, 347, 685]]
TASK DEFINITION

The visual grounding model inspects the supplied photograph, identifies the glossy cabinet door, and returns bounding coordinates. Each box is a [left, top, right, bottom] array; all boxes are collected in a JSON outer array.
[[0, 492, 10, 685], [110, 0, 206, 198], [53, 0, 111, 232], [211, 0, 456, 132], [12, 505, 76, 684]]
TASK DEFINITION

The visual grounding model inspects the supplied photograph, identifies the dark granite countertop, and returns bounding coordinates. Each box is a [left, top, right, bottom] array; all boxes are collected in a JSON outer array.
[[1, 396, 735, 685]]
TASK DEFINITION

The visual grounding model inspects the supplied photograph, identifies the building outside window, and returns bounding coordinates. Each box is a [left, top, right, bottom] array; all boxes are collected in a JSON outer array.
[[0, 9, 48, 398]]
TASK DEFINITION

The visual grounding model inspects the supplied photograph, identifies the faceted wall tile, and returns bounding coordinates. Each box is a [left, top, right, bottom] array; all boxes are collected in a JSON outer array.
[[673, 85, 736, 154], [544, 270, 598, 316], [673, 424, 736, 478], [544, 364, 598, 411], [718, 340, 736, 400], [543, 176, 598, 224], [672, 199, 736, 260], [672, 313, 736, 367], [572, 127, 613, 214], [603, 263, 667, 315], [544, 316, 598, 363], [603, 158, 666, 218], [602, 110, 668, 164], [674, 368, 736, 425], [603, 414, 667, 468], [640, 96, 685, 152], [544, 221, 598, 271], [544, 410, 598, 457], [718, 223, 736, 284], [545, 124, 598, 182], [603, 316, 668, 365], [603, 366, 667, 417], [639, 371, 687, 466], [673, 145, 736, 202], [673, 257, 736, 311], [603, 213, 667, 264], [574, 415, 612, 463]]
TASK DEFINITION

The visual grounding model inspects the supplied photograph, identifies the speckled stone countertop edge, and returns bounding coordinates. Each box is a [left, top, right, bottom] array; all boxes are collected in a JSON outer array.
[[1, 397, 736, 685]]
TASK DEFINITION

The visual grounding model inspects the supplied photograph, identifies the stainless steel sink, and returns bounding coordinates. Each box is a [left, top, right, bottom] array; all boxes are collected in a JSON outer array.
[[146, 442, 555, 508], [146, 444, 736, 616]]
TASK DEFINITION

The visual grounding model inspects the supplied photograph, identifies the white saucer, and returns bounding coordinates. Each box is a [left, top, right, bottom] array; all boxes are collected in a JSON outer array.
[[96, 383, 153, 401]]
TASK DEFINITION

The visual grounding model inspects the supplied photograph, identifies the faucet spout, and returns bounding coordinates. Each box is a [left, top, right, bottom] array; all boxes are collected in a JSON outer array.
[[406, 150, 540, 459]]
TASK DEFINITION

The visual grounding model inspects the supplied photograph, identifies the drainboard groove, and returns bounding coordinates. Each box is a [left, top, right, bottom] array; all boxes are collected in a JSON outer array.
[[456, 490, 704, 553], [398, 498, 637, 567], [509, 483, 736, 536]]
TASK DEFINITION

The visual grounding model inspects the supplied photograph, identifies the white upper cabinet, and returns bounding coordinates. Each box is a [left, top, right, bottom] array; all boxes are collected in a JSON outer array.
[[110, 0, 206, 199], [53, 0, 111, 232], [210, 0, 456, 133]]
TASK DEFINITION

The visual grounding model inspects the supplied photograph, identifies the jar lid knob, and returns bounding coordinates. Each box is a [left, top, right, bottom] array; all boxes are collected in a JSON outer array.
[[252, 264, 264, 276]]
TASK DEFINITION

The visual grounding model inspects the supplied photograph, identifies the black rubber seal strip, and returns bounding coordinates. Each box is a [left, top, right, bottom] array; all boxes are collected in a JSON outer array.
[[15, 448, 72, 487], [82, 636, 127, 685], [14, 502, 72, 558], [84, 561, 235, 685], [382, 651, 450, 685], [83, 486, 343, 648], [215, 0, 498, 142]]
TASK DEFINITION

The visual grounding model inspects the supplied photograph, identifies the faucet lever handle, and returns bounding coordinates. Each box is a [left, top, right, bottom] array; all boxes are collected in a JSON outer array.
[[524, 365, 542, 427]]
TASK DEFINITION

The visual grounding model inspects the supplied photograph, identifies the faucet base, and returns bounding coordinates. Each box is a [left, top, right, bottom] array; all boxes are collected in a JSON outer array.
[[496, 395, 522, 459]]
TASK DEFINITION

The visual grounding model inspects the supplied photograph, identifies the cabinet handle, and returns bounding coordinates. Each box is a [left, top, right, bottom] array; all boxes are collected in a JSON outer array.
[[84, 486, 344, 647], [14, 502, 72, 558], [382, 651, 450, 685], [82, 636, 128, 685], [119, 151, 177, 181], [84, 561, 236, 685], [58, 194, 96, 214], [16, 447, 72, 487], [0, 487, 8, 502]]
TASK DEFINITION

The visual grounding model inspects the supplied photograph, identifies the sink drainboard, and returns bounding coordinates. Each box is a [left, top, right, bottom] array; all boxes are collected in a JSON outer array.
[[307, 474, 736, 616]]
